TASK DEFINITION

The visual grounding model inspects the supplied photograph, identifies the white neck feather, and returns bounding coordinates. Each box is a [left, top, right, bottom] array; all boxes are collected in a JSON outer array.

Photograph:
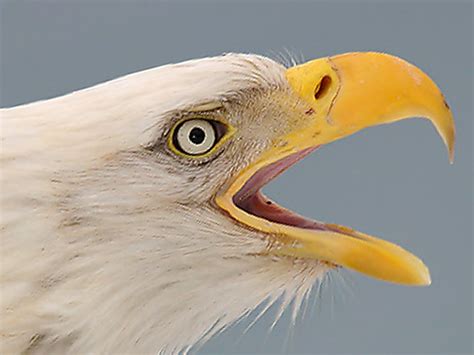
[[2, 182, 326, 353]]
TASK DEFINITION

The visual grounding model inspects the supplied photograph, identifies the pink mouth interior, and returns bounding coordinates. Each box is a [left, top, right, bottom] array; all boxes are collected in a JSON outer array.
[[233, 147, 334, 232]]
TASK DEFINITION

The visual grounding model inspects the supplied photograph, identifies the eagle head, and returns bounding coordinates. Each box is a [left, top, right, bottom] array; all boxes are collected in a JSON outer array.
[[0, 52, 454, 354]]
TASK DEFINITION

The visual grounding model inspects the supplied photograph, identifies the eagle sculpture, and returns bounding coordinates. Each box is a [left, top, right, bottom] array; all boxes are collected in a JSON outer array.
[[0, 52, 455, 354]]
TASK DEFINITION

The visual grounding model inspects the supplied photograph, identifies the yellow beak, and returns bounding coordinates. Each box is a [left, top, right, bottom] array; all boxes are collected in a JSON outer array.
[[286, 52, 455, 160], [215, 52, 455, 286]]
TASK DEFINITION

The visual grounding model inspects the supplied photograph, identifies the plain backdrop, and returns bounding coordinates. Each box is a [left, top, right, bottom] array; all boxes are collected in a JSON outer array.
[[1, 1, 472, 354]]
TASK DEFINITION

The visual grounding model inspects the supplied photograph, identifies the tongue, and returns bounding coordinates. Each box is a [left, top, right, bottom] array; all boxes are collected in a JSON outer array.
[[237, 192, 331, 231]]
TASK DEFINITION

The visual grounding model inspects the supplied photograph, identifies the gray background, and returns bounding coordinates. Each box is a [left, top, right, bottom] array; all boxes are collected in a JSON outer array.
[[1, 1, 472, 354]]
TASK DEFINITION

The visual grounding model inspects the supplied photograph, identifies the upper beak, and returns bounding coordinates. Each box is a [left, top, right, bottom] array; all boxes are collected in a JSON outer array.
[[285, 52, 455, 161], [216, 52, 455, 286]]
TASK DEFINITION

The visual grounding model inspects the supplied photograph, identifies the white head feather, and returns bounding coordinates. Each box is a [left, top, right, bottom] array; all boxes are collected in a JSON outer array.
[[0, 54, 329, 354]]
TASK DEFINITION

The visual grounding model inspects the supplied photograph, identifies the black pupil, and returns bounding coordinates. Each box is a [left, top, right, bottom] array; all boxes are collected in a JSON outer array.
[[189, 127, 206, 145]]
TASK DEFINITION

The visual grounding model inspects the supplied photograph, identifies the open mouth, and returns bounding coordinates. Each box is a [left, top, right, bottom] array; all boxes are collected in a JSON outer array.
[[216, 146, 432, 286], [233, 147, 336, 234], [232, 147, 364, 247]]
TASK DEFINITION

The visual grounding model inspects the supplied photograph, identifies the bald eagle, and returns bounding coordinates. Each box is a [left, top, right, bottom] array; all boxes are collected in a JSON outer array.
[[0, 52, 455, 354]]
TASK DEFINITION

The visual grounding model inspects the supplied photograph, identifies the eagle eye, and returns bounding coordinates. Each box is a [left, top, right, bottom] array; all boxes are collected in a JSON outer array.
[[170, 118, 228, 157]]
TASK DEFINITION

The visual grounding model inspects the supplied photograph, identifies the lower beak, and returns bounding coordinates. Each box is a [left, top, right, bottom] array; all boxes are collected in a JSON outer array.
[[216, 52, 455, 286]]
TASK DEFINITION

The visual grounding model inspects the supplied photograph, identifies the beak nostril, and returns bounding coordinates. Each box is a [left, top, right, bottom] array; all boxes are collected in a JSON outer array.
[[314, 75, 332, 100]]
